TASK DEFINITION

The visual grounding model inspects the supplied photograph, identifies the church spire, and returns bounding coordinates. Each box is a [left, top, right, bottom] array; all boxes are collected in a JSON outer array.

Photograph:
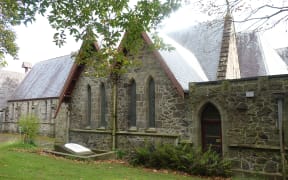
[[216, 1, 241, 80], [226, 0, 231, 15]]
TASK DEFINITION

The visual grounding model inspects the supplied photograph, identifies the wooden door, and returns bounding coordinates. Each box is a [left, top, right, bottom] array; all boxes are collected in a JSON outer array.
[[201, 104, 222, 155]]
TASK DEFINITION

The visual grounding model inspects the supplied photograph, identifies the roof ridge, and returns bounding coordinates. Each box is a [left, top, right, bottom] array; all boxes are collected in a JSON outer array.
[[36, 54, 72, 64]]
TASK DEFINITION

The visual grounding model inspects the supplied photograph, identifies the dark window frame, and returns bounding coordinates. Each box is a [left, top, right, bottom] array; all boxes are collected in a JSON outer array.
[[128, 79, 136, 128], [87, 84, 92, 127], [100, 83, 107, 127], [148, 77, 155, 128]]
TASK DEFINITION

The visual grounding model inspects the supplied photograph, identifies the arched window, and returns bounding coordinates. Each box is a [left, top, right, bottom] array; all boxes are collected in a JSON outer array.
[[45, 100, 48, 120], [87, 85, 92, 127], [148, 77, 155, 128], [128, 79, 136, 127], [201, 103, 222, 155], [100, 83, 106, 127], [11, 103, 15, 120]]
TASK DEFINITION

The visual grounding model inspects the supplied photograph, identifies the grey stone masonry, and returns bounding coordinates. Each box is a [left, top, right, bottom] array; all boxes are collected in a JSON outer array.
[[189, 75, 288, 176], [0, 71, 24, 110], [4, 98, 59, 137], [68, 47, 189, 151], [217, 13, 240, 80]]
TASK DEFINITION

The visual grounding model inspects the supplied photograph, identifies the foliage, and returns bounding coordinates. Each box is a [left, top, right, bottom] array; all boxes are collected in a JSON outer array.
[[18, 115, 39, 145], [0, 0, 43, 65], [1, 0, 179, 70], [129, 143, 231, 177], [45, 0, 180, 78], [115, 149, 126, 159]]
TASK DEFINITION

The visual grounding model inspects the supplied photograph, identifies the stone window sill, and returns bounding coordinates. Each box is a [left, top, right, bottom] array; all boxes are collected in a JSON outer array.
[[145, 128, 157, 133], [97, 127, 106, 131], [84, 126, 92, 130], [128, 127, 138, 132]]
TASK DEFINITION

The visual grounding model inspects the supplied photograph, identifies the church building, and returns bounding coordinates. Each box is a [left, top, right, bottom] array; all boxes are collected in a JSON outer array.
[[2, 13, 288, 177]]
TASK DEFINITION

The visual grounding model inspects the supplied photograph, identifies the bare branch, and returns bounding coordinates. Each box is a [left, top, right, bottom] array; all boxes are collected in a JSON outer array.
[[235, 8, 288, 23]]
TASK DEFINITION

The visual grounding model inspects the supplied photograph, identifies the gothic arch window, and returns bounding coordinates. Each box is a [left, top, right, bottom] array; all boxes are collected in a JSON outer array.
[[11, 103, 15, 120], [45, 100, 48, 120], [128, 79, 136, 128], [201, 103, 222, 155], [87, 84, 92, 127], [148, 77, 155, 128], [100, 83, 107, 127]]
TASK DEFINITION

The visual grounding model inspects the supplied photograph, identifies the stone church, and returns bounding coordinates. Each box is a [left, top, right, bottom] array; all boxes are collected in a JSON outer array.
[[1, 56, 74, 136], [2, 14, 288, 177]]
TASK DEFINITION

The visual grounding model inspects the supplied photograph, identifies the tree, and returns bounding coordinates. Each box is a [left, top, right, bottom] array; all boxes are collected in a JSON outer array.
[[193, 0, 288, 31], [1, 0, 179, 149], [19, 115, 40, 145], [0, 0, 43, 66], [43, 0, 179, 150], [50, 0, 178, 151]]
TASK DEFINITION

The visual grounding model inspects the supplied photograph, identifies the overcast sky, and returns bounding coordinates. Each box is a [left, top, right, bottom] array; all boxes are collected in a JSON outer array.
[[4, 1, 288, 73]]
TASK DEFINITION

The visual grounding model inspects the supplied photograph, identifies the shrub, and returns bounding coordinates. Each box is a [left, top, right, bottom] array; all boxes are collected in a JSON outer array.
[[115, 149, 126, 159], [129, 143, 231, 177], [18, 115, 39, 145]]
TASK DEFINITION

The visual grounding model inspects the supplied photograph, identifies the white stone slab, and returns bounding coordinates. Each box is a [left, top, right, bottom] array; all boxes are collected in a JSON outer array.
[[64, 143, 92, 154]]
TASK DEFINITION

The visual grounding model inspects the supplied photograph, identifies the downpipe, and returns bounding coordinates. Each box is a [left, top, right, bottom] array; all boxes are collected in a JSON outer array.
[[277, 98, 286, 180], [112, 82, 117, 151]]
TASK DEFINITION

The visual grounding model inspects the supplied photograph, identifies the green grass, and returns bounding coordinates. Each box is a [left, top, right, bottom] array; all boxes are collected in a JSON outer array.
[[0, 142, 203, 180]]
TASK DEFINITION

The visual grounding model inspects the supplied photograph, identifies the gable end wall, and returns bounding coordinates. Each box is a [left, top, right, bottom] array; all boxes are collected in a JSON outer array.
[[68, 48, 190, 151]]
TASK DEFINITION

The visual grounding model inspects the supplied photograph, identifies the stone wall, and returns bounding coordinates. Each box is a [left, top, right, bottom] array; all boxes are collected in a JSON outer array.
[[0, 71, 24, 111], [217, 13, 240, 80], [189, 75, 288, 176], [54, 102, 70, 145], [3, 98, 59, 137], [68, 48, 189, 151]]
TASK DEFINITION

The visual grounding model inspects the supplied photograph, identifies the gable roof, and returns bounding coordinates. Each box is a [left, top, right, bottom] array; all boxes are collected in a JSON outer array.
[[141, 32, 186, 97], [167, 20, 224, 81], [237, 32, 288, 77], [156, 33, 208, 90], [165, 20, 288, 81], [55, 41, 100, 117], [9, 55, 74, 101], [55, 17, 288, 114], [0, 70, 24, 109]]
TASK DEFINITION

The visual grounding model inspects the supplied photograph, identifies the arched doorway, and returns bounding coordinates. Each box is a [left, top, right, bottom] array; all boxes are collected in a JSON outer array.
[[201, 103, 222, 155]]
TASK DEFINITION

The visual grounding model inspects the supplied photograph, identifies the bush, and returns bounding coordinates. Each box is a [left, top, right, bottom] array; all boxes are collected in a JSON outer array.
[[115, 149, 126, 159], [129, 143, 231, 177], [18, 115, 39, 145]]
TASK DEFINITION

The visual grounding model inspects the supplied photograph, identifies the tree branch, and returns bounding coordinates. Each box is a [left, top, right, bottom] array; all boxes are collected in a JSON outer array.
[[235, 8, 288, 23]]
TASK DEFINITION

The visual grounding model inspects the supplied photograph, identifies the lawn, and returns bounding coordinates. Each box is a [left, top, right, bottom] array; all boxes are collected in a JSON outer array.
[[0, 142, 204, 180]]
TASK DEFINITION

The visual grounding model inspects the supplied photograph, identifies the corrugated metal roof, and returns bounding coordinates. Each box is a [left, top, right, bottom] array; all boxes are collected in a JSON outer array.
[[258, 34, 288, 75], [0, 70, 24, 109], [164, 20, 288, 83], [237, 32, 288, 77], [236, 32, 268, 77], [157, 33, 208, 91], [167, 20, 224, 81], [10, 55, 74, 101]]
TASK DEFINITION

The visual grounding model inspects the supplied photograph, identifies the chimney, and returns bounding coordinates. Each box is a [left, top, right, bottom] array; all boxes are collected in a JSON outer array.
[[22, 62, 32, 73]]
